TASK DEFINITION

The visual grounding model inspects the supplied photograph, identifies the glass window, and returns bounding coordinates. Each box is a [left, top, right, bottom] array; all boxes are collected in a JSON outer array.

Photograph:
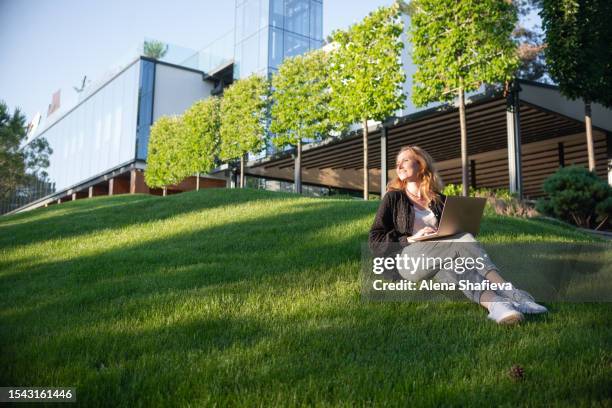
[[270, 0, 284, 29], [119, 63, 135, 164], [113, 99, 123, 164], [243, 0, 260, 40], [235, 3, 245, 43], [284, 31, 309, 58], [285, 0, 309, 37], [76, 106, 85, 184], [259, 28, 269, 74], [269, 27, 284, 69], [84, 93, 93, 177], [239, 32, 260, 77], [94, 96, 102, 174], [234, 42, 243, 79], [310, 0, 322, 40], [103, 94, 113, 171], [259, 0, 269, 30], [136, 60, 155, 159]]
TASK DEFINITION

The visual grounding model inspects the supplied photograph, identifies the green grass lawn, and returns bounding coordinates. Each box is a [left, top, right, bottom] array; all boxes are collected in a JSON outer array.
[[1, 188, 610, 407]]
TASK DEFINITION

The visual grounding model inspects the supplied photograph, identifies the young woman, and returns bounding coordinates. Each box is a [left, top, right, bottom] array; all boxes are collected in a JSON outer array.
[[369, 145, 547, 324]]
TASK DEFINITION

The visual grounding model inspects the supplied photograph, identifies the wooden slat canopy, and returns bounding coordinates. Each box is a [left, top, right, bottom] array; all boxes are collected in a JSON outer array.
[[248, 93, 608, 198]]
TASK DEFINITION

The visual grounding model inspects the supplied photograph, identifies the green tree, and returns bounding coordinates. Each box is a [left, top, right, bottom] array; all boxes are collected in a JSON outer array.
[[540, 0, 612, 171], [410, 0, 519, 196], [271, 50, 338, 194], [143, 40, 169, 60], [145, 115, 183, 196], [329, 4, 406, 200], [0, 101, 52, 198], [180, 97, 221, 190], [219, 75, 269, 188]]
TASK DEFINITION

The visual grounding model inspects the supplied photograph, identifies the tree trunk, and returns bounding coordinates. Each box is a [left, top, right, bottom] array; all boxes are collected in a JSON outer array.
[[458, 86, 469, 197], [295, 139, 302, 194], [585, 101, 595, 172], [196, 172, 200, 191], [363, 119, 369, 201], [240, 154, 245, 188], [163, 186, 167, 197]]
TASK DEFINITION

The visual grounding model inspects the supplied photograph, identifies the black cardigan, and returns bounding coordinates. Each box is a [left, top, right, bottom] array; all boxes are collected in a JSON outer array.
[[368, 189, 446, 257]]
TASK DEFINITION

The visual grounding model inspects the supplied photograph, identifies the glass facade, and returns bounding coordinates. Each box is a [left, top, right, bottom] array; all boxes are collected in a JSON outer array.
[[136, 60, 155, 159], [234, 0, 323, 78], [187, 30, 235, 74], [32, 61, 140, 193]]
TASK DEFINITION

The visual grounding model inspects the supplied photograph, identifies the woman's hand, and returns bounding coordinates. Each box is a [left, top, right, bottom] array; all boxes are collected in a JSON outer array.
[[412, 226, 437, 238]]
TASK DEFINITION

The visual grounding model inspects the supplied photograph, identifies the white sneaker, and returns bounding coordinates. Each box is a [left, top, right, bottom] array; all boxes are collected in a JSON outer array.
[[504, 288, 548, 314], [487, 299, 525, 325]]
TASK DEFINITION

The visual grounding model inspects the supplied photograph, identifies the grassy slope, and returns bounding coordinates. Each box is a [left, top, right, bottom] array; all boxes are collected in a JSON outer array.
[[0, 188, 610, 407]]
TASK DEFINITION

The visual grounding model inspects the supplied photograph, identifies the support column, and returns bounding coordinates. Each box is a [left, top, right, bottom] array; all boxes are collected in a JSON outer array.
[[230, 167, 237, 188], [380, 126, 388, 197], [130, 170, 137, 194], [585, 102, 595, 171], [294, 139, 302, 194], [72, 193, 77, 201], [130, 169, 148, 194], [506, 82, 523, 198], [108, 178, 114, 196], [607, 132, 612, 186], [470, 160, 477, 189], [89, 186, 93, 198]]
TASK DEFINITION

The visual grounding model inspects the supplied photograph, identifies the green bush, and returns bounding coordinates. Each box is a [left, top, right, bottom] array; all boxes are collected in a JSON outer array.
[[442, 184, 514, 201], [536, 166, 611, 229], [442, 184, 536, 218]]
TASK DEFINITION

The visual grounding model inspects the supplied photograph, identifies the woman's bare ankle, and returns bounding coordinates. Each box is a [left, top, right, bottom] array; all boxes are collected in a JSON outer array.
[[484, 269, 507, 284]]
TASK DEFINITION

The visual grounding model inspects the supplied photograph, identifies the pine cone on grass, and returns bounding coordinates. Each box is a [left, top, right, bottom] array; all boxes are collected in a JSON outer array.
[[508, 364, 525, 381]]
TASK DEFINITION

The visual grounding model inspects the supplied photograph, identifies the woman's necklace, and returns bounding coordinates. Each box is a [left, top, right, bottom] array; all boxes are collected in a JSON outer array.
[[406, 189, 422, 201], [406, 188, 428, 208], [406, 190, 421, 199]]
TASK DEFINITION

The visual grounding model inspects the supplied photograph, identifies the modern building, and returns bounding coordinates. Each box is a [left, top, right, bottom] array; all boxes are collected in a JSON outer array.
[[1, 52, 228, 215], [3, 0, 323, 214], [234, 0, 323, 78], [3, 0, 611, 214]]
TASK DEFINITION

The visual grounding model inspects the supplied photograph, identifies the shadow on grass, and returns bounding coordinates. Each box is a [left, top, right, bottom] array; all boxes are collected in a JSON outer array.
[[0, 188, 315, 250], [1, 189, 609, 405], [0, 196, 376, 403], [0, 197, 373, 330]]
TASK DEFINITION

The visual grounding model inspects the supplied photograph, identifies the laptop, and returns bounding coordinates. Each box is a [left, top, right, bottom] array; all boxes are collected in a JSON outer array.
[[408, 196, 487, 242]]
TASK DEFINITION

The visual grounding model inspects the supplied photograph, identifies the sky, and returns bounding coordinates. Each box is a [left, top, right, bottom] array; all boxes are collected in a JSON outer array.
[[0, 0, 393, 122]]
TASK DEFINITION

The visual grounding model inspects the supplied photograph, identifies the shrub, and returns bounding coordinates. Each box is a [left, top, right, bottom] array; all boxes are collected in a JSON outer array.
[[536, 166, 611, 229], [442, 184, 537, 218]]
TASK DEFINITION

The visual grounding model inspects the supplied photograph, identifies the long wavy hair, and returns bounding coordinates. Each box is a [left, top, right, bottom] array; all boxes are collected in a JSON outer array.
[[386, 145, 443, 204]]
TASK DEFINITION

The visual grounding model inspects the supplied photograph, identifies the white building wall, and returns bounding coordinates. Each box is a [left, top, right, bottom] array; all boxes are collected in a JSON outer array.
[[40, 61, 140, 192], [152, 64, 214, 120]]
